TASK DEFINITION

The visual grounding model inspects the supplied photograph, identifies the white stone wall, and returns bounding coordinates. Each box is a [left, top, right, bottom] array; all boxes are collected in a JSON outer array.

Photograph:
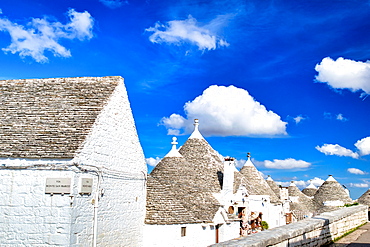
[[0, 169, 75, 246], [219, 222, 240, 243], [72, 77, 147, 246], [210, 205, 368, 247], [143, 222, 240, 247], [248, 195, 285, 229], [0, 78, 147, 246], [269, 203, 286, 229]]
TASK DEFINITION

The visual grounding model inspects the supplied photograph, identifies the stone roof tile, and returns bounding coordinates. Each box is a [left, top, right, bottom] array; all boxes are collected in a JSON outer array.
[[0, 76, 121, 158], [314, 176, 352, 205], [239, 158, 280, 203], [146, 155, 220, 224], [358, 189, 370, 206]]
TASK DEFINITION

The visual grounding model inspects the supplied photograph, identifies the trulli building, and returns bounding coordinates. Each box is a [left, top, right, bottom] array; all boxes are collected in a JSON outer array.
[[288, 181, 321, 220], [144, 121, 241, 247], [302, 182, 318, 198], [314, 175, 352, 207], [144, 119, 288, 246], [239, 156, 288, 228], [0, 77, 147, 246]]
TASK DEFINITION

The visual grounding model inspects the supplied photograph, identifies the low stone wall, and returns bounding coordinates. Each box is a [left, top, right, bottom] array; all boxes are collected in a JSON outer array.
[[211, 205, 368, 247]]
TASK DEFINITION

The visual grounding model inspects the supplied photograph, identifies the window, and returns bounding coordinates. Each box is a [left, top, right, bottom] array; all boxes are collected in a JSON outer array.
[[181, 227, 186, 237], [228, 206, 234, 214]]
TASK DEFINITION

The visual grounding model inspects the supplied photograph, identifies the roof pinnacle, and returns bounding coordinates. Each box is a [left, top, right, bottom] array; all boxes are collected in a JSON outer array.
[[243, 152, 254, 167], [171, 136, 178, 146], [164, 137, 182, 158], [189, 118, 204, 139]]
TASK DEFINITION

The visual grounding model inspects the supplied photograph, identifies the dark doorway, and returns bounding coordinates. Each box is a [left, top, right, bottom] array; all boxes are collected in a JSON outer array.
[[215, 224, 221, 243]]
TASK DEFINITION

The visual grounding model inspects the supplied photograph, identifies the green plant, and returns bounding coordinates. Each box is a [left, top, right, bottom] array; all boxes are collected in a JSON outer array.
[[261, 221, 269, 230], [344, 202, 359, 207]]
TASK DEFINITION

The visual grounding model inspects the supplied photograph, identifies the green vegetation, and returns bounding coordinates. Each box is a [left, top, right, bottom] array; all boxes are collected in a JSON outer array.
[[344, 202, 359, 207], [261, 221, 269, 230]]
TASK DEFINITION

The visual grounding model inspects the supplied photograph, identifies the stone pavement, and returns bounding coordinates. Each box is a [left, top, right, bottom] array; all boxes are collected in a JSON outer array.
[[330, 222, 370, 247]]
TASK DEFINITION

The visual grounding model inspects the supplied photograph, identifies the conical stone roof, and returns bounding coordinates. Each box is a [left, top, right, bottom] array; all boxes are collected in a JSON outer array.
[[145, 176, 201, 224], [266, 175, 281, 199], [147, 137, 221, 224], [239, 155, 280, 203], [314, 175, 352, 206], [302, 183, 318, 197], [288, 182, 320, 213], [178, 120, 224, 193], [358, 189, 370, 206]]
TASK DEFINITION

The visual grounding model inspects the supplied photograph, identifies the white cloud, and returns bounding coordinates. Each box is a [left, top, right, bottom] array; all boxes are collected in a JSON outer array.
[[315, 57, 370, 95], [324, 112, 348, 121], [235, 159, 246, 169], [161, 114, 186, 132], [64, 9, 94, 40], [347, 168, 366, 175], [277, 177, 324, 189], [264, 158, 311, 170], [310, 177, 325, 187], [146, 15, 229, 51], [160, 85, 287, 137], [277, 180, 306, 189], [146, 157, 161, 167], [354, 137, 370, 156], [276, 181, 290, 187], [336, 113, 348, 122], [315, 144, 359, 159], [0, 9, 94, 63], [99, 0, 128, 9], [293, 115, 306, 124], [348, 183, 369, 188], [293, 180, 309, 188]]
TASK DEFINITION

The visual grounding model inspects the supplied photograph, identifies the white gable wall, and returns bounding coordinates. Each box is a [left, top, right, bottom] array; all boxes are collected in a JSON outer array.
[[0, 78, 147, 246], [72, 78, 147, 246]]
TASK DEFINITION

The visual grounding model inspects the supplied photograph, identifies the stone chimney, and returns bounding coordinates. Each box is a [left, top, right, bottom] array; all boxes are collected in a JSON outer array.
[[223, 157, 235, 194]]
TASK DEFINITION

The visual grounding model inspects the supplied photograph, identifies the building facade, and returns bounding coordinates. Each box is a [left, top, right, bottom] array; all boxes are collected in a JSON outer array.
[[0, 77, 147, 246]]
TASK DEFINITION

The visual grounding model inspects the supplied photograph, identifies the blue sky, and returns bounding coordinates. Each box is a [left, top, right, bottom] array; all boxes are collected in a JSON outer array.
[[1, 0, 370, 199]]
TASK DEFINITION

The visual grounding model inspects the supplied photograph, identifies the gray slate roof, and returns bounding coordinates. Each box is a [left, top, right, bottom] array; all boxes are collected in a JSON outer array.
[[145, 176, 201, 225], [239, 160, 280, 203], [0, 76, 121, 159], [314, 177, 352, 205], [146, 155, 221, 224], [358, 189, 370, 206], [288, 183, 321, 213], [266, 176, 281, 200], [302, 187, 317, 197], [178, 138, 224, 193]]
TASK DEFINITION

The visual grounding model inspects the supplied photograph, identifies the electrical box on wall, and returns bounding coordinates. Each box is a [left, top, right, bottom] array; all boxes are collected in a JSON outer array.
[[45, 178, 71, 194], [80, 178, 93, 195]]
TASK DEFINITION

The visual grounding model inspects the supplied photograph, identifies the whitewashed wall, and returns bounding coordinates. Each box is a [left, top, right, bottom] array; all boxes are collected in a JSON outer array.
[[0, 78, 147, 246], [0, 169, 76, 246], [144, 222, 240, 247], [248, 195, 285, 229], [73, 78, 147, 246]]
